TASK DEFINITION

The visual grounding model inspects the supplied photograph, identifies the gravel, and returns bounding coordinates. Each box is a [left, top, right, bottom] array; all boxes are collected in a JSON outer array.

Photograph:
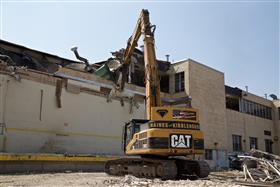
[[0, 172, 246, 187]]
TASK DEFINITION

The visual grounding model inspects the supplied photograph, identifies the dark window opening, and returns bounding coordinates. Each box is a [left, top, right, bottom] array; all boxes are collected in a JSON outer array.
[[160, 75, 169, 93], [249, 137, 258, 149], [131, 70, 145, 87], [265, 139, 273, 153], [226, 97, 239, 111], [232, 135, 242, 152], [264, 130, 271, 136], [267, 107, 272, 120], [175, 72, 185, 93], [205, 149, 213, 160]]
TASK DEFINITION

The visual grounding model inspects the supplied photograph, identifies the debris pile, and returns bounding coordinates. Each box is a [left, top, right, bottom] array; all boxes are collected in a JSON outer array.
[[108, 174, 244, 187], [239, 149, 280, 184]]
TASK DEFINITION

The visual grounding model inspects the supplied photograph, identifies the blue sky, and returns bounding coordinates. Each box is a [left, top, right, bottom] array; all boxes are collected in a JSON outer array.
[[0, 1, 279, 98]]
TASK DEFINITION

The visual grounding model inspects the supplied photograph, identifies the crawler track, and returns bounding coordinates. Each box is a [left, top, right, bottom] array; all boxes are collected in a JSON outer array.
[[104, 158, 210, 180]]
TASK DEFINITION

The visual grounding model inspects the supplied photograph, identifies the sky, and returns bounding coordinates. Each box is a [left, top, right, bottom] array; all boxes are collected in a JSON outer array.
[[0, 0, 279, 98]]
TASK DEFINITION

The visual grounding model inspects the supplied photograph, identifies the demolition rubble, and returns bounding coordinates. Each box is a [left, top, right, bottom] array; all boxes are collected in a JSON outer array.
[[0, 150, 278, 187], [239, 149, 280, 184], [0, 170, 276, 187]]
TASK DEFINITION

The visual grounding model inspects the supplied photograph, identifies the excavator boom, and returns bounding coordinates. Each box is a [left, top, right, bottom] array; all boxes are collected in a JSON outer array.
[[120, 9, 161, 119]]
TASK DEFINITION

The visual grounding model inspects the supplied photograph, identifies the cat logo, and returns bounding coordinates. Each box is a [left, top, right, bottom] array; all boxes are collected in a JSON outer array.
[[170, 134, 192, 148], [156, 109, 168, 118]]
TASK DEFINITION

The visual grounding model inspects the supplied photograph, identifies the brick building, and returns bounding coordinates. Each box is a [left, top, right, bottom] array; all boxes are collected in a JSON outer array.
[[0, 40, 279, 169]]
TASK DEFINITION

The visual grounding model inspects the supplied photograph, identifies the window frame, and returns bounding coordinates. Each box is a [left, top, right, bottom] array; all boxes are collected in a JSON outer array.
[[175, 72, 185, 93], [249, 137, 258, 150], [265, 139, 273, 153], [232, 134, 242, 152]]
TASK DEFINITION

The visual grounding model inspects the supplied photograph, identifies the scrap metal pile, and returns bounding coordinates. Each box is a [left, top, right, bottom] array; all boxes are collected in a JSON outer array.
[[238, 149, 280, 184]]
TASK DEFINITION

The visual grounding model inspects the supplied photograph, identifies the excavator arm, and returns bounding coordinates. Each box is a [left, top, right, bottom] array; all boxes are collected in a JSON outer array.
[[119, 9, 161, 119]]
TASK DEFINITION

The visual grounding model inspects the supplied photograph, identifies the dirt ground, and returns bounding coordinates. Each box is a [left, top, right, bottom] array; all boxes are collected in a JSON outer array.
[[0, 171, 250, 187]]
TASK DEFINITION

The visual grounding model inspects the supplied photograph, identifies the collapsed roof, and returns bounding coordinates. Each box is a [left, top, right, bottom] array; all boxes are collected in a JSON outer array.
[[0, 40, 171, 88]]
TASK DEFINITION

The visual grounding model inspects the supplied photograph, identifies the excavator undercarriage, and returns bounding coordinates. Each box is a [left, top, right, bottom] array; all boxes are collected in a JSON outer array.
[[105, 157, 210, 180]]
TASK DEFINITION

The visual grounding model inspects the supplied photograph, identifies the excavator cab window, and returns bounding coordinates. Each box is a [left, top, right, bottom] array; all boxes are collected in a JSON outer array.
[[134, 125, 140, 134], [122, 122, 134, 152], [125, 124, 132, 146], [122, 119, 149, 152]]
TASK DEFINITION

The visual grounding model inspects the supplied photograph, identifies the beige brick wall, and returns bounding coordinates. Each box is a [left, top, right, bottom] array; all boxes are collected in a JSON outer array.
[[170, 59, 280, 155], [188, 60, 228, 150], [226, 109, 275, 152], [172, 59, 228, 150]]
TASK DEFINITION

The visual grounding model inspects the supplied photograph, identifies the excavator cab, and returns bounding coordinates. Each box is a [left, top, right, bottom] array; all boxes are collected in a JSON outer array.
[[122, 119, 149, 152]]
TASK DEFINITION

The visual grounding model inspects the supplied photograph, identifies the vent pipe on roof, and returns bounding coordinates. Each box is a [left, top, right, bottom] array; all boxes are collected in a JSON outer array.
[[243, 86, 248, 96], [165, 54, 170, 62]]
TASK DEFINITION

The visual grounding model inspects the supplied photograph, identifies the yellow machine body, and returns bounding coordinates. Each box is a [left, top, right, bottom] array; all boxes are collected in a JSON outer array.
[[124, 106, 205, 157]]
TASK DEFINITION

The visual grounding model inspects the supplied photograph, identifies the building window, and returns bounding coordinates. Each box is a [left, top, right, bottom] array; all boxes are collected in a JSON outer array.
[[160, 75, 169, 93], [205, 149, 213, 160], [265, 139, 273, 153], [240, 99, 272, 120], [264, 130, 271, 136], [266, 107, 272, 120], [232, 135, 242, 152], [175, 72, 185, 93], [249, 137, 258, 149], [226, 97, 239, 111]]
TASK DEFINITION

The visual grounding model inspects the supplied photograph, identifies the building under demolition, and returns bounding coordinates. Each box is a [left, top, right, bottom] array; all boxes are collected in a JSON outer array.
[[0, 40, 279, 169]]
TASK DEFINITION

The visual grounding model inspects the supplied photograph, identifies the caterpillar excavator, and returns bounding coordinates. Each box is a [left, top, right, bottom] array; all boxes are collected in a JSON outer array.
[[104, 9, 210, 180]]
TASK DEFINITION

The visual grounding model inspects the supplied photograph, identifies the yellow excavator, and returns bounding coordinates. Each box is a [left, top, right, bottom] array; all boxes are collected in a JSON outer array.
[[104, 9, 210, 180]]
